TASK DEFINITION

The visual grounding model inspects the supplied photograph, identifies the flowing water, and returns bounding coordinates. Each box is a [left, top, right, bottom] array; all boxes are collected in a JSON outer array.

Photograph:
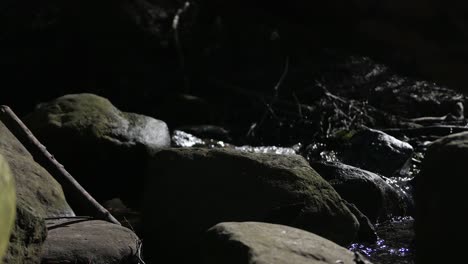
[[350, 216, 415, 264], [172, 130, 417, 264]]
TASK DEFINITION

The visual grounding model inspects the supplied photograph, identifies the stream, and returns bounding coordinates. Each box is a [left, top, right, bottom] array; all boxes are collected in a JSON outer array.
[[172, 129, 417, 264], [168, 52, 468, 264]]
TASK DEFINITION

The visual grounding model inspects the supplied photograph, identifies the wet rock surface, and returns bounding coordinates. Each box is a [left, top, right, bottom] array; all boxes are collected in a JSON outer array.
[[311, 161, 408, 222], [350, 217, 414, 264], [340, 128, 414, 177]]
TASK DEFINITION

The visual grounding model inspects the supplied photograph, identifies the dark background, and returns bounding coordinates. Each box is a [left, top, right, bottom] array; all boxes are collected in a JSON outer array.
[[2, 0, 468, 115]]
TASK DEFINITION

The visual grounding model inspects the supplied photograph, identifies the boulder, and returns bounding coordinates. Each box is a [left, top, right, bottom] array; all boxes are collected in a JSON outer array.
[[341, 128, 413, 176], [3, 206, 47, 264], [416, 131, 468, 264], [41, 219, 140, 264], [0, 121, 73, 217], [143, 148, 359, 263], [312, 161, 408, 222], [24, 93, 170, 205], [342, 201, 377, 243], [202, 222, 373, 264], [1, 119, 73, 263], [0, 155, 15, 263]]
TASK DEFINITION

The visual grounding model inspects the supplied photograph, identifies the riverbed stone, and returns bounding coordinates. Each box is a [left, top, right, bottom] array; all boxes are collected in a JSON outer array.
[[24, 93, 170, 205], [1, 119, 74, 263], [3, 206, 47, 264], [203, 222, 372, 264], [416, 131, 468, 264], [342, 201, 377, 243], [0, 155, 15, 263], [312, 161, 408, 222], [0, 121, 74, 218], [341, 128, 413, 176], [143, 148, 359, 263], [41, 219, 140, 264]]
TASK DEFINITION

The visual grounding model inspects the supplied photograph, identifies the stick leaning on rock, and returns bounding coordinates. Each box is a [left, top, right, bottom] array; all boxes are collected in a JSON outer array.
[[0, 105, 120, 225]]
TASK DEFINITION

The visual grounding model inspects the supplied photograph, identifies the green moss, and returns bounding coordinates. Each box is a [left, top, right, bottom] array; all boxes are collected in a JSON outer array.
[[26, 93, 121, 140], [3, 204, 47, 264], [144, 147, 359, 260], [0, 155, 15, 263], [0, 121, 73, 217]]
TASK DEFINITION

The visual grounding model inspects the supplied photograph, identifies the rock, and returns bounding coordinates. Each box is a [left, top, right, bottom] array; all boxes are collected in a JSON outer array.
[[24, 93, 170, 205], [1, 120, 72, 263], [342, 201, 377, 243], [341, 128, 414, 176], [416, 131, 468, 264], [3, 206, 47, 264], [0, 121, 73, 217], [0, 155, 15, 262], [202, 222, 373, 264], [41, 219, 140, 264], [312, 161, 408, 222], [103, 198, 142, 235], [369, 79, 465, 119], [143, 148, 359, 263]]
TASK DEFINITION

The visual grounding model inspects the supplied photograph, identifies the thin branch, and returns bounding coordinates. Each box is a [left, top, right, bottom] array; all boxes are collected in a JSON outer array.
[[273, 56, 290, 97], [292, 92, 303, 120], [0, 105, 120, 225], [251, 56, 291, 137]]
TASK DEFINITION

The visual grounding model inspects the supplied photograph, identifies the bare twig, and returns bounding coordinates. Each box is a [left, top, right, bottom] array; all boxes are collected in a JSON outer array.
[[273, 56, 290, 97], [250, 56, 290, 137], [205, 77, 317, 115], [292, 92, 303, 120], [0, 105, 120, 225], [261, 98, 278, 120]]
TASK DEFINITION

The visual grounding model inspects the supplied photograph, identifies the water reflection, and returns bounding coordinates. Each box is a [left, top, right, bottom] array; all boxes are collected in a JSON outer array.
[[349, 216, 414, 264], [234, 145, 299, 155], [172, 130, 300, 155]]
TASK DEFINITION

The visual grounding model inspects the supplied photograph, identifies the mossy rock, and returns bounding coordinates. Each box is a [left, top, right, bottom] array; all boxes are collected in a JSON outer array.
[[0, 155, 15, 263], [0, 121, 73, 217], [3, 206, 47, 264], [1, 120, 70, 263], [24, 93, 170, 204], [312, 161, 409, 222], [143, 148, 359, 263]]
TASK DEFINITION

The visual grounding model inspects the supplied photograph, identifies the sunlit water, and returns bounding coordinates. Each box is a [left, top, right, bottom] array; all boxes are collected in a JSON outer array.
[[172, 130, 300, 155]]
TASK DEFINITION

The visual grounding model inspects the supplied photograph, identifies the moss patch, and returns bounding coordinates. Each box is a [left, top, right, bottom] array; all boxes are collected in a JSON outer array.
[[0, 155, 15, 263]]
